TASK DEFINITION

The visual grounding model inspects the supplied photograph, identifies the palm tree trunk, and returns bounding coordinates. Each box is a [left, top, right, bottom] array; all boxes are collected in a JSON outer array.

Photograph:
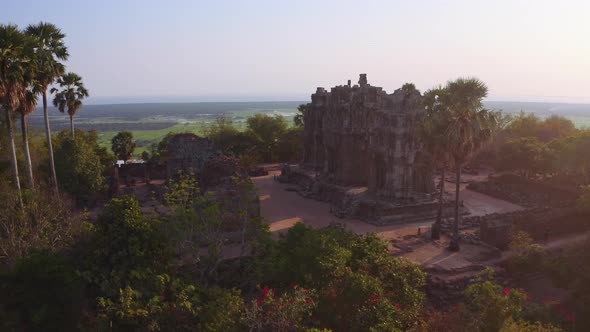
[[69, 113, 75, 139], [431, 167, 445, 240], [449, 164, 461, 251], [20, 111, 34, 190], [43, 92, 59, 196], [4, 106, 23, 209]]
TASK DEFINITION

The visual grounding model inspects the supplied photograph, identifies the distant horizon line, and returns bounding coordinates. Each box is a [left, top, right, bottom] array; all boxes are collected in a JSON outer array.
[[70, 99, 590, 107], [70, 93, 590, 106]]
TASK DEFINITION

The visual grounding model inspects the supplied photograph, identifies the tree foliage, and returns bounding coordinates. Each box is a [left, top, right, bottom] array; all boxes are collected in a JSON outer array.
[[51, 72, 89, 138], [111, 130, 137, 161], [246, 113, 289, 162], [463, 270, 528, 332], [81, 195, 170, 297], [204, 115, 258, 157], [294, 103, 310, 127], [53, 129, 112, 202], [496, 137, 553, 178], [202, 113, 301, 164], [264, 223, 426, 331], [0, 181, 82, 266], [0, 251, 87, 331]]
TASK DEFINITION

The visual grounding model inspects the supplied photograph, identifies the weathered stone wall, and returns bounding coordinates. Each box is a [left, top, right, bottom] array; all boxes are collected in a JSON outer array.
[[163, 133, 260, 231], [467, 174, 578, 208], [303, 74, 434, 201], [118, 163, 166, 181], [165, 133, 218, 179], [459, 207, 590, 249]]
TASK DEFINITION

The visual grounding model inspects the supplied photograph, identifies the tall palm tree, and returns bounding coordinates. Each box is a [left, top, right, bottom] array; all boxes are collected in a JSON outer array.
[[51, 72, 89, 139], [421, 86, 452, 240], [18, 88, 38, 190], [25, 22, 68, 195], [444, 78, 498, 251], [0, 24, 33, 208]]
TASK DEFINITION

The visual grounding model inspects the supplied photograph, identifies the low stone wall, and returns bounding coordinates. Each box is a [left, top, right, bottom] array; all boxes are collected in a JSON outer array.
[[467, 175, 577, 208], [118, 163, 167, 182], [476, 207, 590, 249]]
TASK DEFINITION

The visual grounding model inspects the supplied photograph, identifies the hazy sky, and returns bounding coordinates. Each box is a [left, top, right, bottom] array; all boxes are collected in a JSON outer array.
[[3, 0, 590, 103]]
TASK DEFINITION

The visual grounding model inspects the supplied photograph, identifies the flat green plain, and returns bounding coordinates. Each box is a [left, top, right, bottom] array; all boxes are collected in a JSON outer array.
[[27, 100, 590, 157]]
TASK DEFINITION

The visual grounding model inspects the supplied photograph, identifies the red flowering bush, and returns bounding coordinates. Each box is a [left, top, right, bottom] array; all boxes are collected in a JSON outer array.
[[462, 269, 527, 332], [243, 285, 317, 331], [522, 296, 577, 330], [266, 223, 426, 331]]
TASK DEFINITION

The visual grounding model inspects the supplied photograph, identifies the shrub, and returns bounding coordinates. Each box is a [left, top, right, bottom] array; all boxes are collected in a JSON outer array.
[[499, 318, 563, 332], [81, 196, 170, 297], [243, 285, 317, 331], [97, 274, 243, 332], [0, 182, 82, 266], [53, 129, 113, 203], [506, 231, 546, 273], [462, 269, 527, 332], [265, 223, 426, 331], [0, 251, 86, 331]]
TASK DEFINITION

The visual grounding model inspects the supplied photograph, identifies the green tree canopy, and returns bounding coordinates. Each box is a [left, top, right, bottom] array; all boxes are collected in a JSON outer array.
[[246, 113, 288, 162], [25, 22, 69, 197], [50, 72, 89, 138], [506, 112, 577, 142], [265, 223, 426, 331], [111, 130, 136, 161], [496, 137, 553, 178], [294, 103, 310, 127], [53, 129, 112, 203]]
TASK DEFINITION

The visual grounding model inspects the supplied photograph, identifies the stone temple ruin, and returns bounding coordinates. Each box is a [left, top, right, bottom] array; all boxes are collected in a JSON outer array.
[[164, 132, 260, 226], [281, 74, 451, 224], [165, 133, 218, 180], [303, 73, 434, 199]]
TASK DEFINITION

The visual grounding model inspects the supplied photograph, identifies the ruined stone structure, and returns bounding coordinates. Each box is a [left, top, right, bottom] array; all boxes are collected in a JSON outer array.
[[165, 133, 218, 179], [164, 133, 260, 225], [302, 74, 434, 201]]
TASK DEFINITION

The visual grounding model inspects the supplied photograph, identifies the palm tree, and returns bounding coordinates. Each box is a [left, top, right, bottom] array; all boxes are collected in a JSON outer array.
[[25, 22, 68, 196], [444, 78, 498, 251], [51, 72, 89, 139], [18, 88, 38, 190], [421, 86, 452, 240], [0, 24, 33, 208]]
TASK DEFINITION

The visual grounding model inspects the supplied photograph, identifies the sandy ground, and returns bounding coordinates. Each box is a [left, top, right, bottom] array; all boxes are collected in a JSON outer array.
[[254, 171, 432, 241], [247, 169, 530, 271], [253, 170, 524, 242], [440, 170, 524, 216]]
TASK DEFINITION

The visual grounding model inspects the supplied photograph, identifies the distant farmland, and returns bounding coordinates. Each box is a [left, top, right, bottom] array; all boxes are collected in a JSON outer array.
[[28, 101, 302, 153], [27, 100, 590, 155]]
